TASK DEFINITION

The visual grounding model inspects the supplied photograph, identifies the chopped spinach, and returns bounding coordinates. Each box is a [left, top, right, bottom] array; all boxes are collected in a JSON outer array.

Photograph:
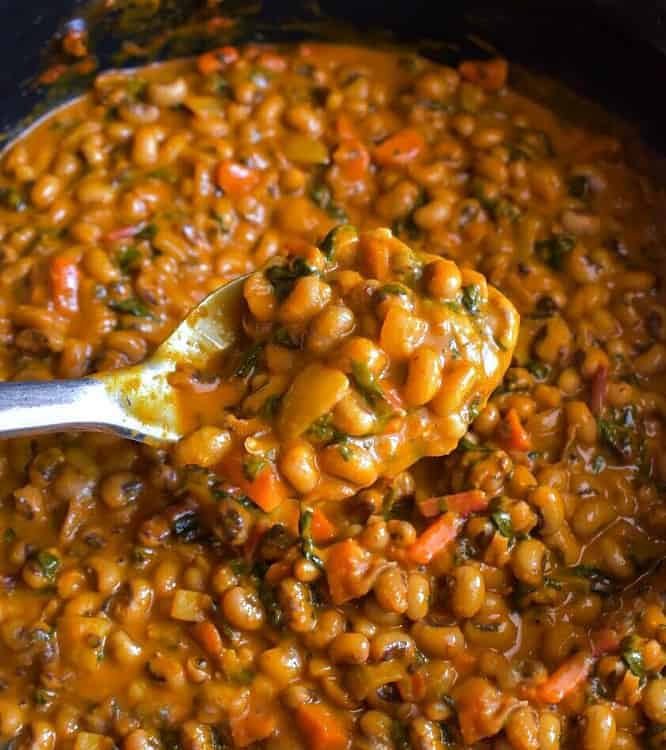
[[109, 298, 153, 317], [525, 360, 551, 381], [0, 186, 26, 211], [35, 550, 60, 583], [243, 455, 268, 482], [309, 180, 348, 221], [569, 565, 614, 594], [118, 245, 142, 272], [621, 636, 645, 680], [320, 223, 359, 259], [491, 509, 514, 538], [535, 234, 575, 270], [260, 394, 281, 421], [3, 527, 16, 543], [265, 258, 318, 301], [299, 508, 324, 570], [350, 361, 393, 419], [307, 414, 347, 444], [273, 327, 300, 349], [461, 284, 481, 315], [234, 342, 263, 378]]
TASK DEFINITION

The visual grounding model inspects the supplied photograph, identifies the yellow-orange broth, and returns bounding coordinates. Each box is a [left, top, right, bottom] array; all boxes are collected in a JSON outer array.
[[1, 43, 666, 750]]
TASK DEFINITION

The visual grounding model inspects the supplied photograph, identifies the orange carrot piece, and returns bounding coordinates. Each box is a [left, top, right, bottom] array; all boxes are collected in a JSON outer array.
[[459, 58, 509, 92], [407, 511, 463, 565], [500, 408, 531, 451], [221, 450, 288, 513], [296, 702, 351, 750], [196, 46, 239, 76], [311, 507, 336, 544], [417, 490, 488, 518], [192, 620, 223, 658], [334, 138, 370, 181], [50, 256, 80, 314], [336, 113, 358, 140], [374, 128, 425, 167], [216, 160, 260, 196], [325, 539, 371, 605], [536, 652, 593, 704]]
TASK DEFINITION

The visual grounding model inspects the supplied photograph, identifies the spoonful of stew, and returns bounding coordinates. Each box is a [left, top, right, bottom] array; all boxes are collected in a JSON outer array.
[[0, 227, 518, 502]]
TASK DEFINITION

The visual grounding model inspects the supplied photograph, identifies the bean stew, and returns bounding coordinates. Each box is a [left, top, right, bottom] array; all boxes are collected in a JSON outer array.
[[1, 43, 666, 750]]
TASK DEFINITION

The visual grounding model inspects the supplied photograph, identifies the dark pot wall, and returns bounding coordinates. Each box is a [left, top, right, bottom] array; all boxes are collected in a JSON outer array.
[[1, 0, 666, 152]]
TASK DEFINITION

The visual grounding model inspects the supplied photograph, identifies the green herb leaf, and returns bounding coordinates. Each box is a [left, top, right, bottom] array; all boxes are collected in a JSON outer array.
[[35, 550, 60, 583], [135, 223, 157, 241], [535, 234, 575, 270], [260, 394, 281, 421], [243, 455, 268, 482], [491, 509, 514, 538], [591, 455, 606, 474], [118, 245, 141, 272], [350, 361, 393, 419], [621, 637, 645, 679], [525, 360, 551, 381], [461, 284, 481, 315], [266, 258, 318, 301], [569, 565, 614, 594], [0, 186, 27, 211], [299, 508, 324, 570], [273, 327, 300, 349], [109, 298, 153, 317], [320, 223, 359, 259], [307, 414, 347, 444], [309, 180, 348, 221], [235, 342, 263, 378], [3, 527, 16, 543]]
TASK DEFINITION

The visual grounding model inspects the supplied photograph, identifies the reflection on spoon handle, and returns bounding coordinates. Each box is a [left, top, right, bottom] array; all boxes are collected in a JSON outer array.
[[0, 378, 134, 440]]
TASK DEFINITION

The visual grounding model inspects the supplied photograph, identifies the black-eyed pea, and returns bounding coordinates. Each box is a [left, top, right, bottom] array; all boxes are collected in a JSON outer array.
[[581, 704, 616, 750], [307, 304, 355, 354], [258, 644, 303, 688], [474, 402, 500, 435], [222, 586, 265, 631], [571, 498, 615, 539], [430, 361, 478, 417], [543, 523, 580, 565], [337, 336, 387, 376], [505, 706, 540, 750], [564, 401, 597, 445], [406, 571, 430, 621], [319, 442, 378, 487], [403, 346, 443, 407], [538, 711, 560, 750], [412, 622, 464, 659], [413, 199, 453, 230], [329, 633, 370, 665], [379, 307, 427, 360], [450, 564, 485, 618], [174, 427, 232, 468], [534, 318, 572, 364], [528, 485, 565, 534], [599, 536, 635, 580], [529, 163, 563, 202], [332, 391, 376, 436], [31, 175, 62, 209], [243, 273, 276, 322], [147, 77, 188, 107], [279, 439, 320, 494], [373, 567, 408, 614], [511, 539, 546, 586], [424, 258, 462, 300], [279, 276, 332, 324], [635, 343, 666, 376]]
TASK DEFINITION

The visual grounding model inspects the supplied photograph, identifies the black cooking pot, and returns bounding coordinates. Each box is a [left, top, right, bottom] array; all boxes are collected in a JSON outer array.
[[1, 0, 666, 152]]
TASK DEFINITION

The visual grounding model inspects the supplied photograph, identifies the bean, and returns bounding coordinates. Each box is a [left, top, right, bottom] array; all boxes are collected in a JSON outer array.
[[582, 705, 616, 750], [450, 564, 485, 618], [222, 586, 265, 631], [329, 633, 370, 665]]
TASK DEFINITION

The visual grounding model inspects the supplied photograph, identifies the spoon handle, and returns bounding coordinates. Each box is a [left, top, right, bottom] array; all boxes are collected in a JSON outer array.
[[0, 378, 117, 439]]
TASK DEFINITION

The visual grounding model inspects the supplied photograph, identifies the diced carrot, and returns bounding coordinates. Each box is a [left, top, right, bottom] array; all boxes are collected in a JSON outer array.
[[220, 450, 288, 513], [311, 507, 336, 544], [590, 363, 608, 415], [334, 138, 370, 181], [296, 702, 351, 750], [499, 408, 531, 452], [39, 64, 68, 85], [216, 160, 260, 196], [50, 256, 80, 314], [374, 128, 425, 167], [459, 58, 509, 92], [325, 539, 371, 605], [417, 490, 488, 518], [407, 511, 463, 565], [192, 620, 223, 658], [336, 113, 358, 140], [536, 652, 593, 704], [197, 46, 239, 76]]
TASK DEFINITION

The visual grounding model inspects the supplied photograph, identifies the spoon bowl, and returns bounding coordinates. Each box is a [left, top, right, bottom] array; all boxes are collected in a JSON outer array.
[[0, 275, 247, 443]]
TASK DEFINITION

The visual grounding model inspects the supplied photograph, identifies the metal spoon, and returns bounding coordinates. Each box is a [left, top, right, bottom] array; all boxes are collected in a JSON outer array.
[[0, 276, 246, 443]]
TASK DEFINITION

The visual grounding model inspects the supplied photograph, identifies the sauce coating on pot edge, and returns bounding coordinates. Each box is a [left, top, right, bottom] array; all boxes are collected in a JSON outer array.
[[1, 44, 666, 750]]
